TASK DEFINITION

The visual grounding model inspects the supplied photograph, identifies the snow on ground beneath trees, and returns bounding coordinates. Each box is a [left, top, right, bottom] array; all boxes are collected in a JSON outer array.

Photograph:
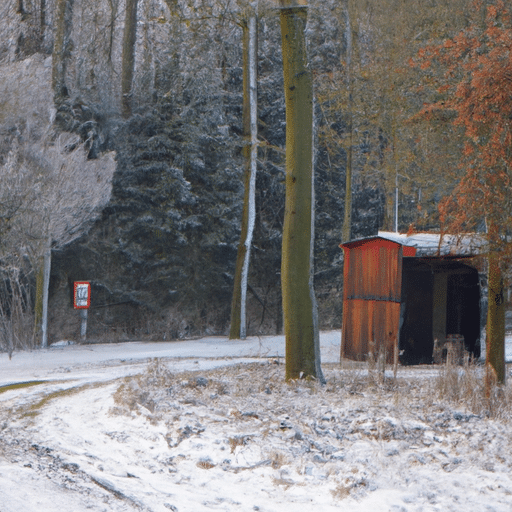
[[0, 331, 512, 512]]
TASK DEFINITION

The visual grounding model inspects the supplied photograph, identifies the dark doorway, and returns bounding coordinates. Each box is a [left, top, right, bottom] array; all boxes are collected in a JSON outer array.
[[399, 258, 481, 364], [446, 269, 480, 357], [400, 260, 433, 364]]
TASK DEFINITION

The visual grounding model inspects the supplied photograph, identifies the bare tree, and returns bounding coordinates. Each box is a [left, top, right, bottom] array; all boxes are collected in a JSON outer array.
[[2, 132, 116, 346], [1, 52, 116, 348]]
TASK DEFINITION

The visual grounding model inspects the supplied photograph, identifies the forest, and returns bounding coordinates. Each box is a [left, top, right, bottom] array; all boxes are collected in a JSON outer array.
[[0, 0, 511, 356]]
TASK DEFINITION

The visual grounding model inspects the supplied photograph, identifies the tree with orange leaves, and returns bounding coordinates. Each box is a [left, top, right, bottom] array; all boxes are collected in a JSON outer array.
[[414, 1, 511, 384]]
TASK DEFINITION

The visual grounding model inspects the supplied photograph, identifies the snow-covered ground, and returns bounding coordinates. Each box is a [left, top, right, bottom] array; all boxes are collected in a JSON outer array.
[[0, 331, 511, 512]]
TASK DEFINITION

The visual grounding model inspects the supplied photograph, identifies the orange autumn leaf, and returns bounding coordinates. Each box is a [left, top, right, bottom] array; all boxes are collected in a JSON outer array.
[[414, 1, 512, 260]]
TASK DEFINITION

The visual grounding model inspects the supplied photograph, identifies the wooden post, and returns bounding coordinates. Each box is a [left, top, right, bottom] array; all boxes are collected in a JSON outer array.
[[80, 309, 88, 341], [432, 272, 447, 361]]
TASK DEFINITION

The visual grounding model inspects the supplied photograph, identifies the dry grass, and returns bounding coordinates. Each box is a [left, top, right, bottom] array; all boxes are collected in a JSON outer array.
[[1, 382, 105, 424], [112, 358, 173, 420], [268, 450, 288, 470], [0, 380, 46, 394], [24, 384, 100, 414], [197, 459, 216, 470], [433, 359, 512, 418], [111, 358, 512, 432], [228, 435, 247, 453], [271, 476, 296, 488], [330, 483, 351, 500]]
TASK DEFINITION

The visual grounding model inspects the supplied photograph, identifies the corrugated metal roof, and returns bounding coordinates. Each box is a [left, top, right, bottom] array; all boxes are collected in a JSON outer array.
[[377, 231, 486, 257]]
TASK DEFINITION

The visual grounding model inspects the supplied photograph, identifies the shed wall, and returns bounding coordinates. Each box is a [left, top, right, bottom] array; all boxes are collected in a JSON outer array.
[[341, 239, 402, 363]]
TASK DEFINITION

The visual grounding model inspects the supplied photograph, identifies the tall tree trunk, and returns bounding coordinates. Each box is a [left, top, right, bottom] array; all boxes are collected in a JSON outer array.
[[33, 239, 51, 348], [392, 126, 399, 232], [33, 257, 44, 344], [121, 0, 139, 117], [40, 0, 46, 46], [381, 126, 399, 232], [52, 0, 74, 100], [17, 0, 26, 17], [486, 250, 506, 388], [279, 0, 323, 382], [341, 6, 353, 243], [229, 7, 258, 340], [41, 243, 51, 348]]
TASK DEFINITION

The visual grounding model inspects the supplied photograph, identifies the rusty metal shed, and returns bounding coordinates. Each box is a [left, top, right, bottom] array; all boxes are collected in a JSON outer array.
[[340, 231, 486, 365]]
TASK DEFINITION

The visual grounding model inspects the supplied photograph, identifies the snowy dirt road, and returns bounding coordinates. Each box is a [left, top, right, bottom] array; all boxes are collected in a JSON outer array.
[[1, 332, 512, 512]]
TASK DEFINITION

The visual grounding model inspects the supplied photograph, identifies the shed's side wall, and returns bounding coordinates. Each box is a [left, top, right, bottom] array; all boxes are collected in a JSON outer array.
[[341, 239, 402, 363]]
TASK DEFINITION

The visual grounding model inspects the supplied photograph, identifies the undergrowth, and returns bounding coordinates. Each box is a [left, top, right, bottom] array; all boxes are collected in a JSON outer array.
[[433, 359, 512, 418], [111, 358, 512, 427], [111, 358, 174, 422]]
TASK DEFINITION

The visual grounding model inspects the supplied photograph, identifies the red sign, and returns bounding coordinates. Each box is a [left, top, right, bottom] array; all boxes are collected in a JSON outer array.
[[74, 282, 91, 309]]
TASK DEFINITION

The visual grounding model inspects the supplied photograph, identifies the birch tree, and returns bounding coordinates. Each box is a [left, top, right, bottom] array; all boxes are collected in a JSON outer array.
[[278, 0, 323, 381], [229, 1, 258, 339]]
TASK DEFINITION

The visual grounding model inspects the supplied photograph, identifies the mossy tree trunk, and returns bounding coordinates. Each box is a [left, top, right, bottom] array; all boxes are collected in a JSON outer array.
[[279, 0, 323, 382], [229, 7, 258, 340], [121, 0, 138, 118], [486, 251, 506, 386], [52, 0, 74, 100]]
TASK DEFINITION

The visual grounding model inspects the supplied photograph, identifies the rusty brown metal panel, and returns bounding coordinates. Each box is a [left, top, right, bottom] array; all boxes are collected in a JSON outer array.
[[342, 300, 400, 363], [341, 239, 402, 362], [341, 299, 368, 361], [342, 239, 402, 301], [373, 300, 401, 363]]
